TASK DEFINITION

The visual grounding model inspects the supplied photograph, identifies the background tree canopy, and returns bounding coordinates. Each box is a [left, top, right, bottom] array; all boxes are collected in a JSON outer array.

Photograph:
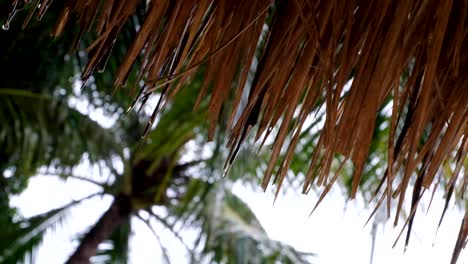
[[0, 2, 314, 263], [1, 0, 467, 263]]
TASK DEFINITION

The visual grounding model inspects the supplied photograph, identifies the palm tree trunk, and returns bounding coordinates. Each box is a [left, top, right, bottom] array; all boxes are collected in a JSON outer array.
[[66, 194, 132, 264]]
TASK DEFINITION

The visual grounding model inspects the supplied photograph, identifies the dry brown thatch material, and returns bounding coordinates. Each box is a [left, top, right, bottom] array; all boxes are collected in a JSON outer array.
[[4, 0, 468, 262]]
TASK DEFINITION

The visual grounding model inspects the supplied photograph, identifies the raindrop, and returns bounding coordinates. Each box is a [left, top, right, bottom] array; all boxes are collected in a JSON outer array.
[[80, 79, 88, 90], [37, 1, 52, 21], [3, 0, 22, 31], [96, 46, 115, 73]]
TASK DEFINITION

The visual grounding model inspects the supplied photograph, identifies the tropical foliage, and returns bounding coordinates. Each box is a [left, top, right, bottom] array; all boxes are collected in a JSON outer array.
[[0, 4, 314, 263], [2, 0, 468, 263]]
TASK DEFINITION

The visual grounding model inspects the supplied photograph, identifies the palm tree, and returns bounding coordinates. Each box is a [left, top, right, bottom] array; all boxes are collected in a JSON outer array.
[[0, 8, 314, 263], [0, 89, 314, 263], [0, 87, 315, 264], [2, 0, 468, 263]]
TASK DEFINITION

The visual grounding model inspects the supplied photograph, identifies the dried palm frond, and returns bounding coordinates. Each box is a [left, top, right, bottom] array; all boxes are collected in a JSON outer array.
[[3, 0, 468, 262]]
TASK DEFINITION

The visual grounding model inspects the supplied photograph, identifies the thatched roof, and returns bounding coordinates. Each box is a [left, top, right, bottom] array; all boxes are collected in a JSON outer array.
[[4, 0, 467, 262]]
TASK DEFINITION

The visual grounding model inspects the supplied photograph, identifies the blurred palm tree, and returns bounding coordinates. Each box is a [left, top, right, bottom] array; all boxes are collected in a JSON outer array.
[[0, 5, 313, 263]]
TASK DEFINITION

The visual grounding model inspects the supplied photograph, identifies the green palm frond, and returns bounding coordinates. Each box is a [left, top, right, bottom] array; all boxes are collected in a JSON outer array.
[[198, 188, 314, 264], [162, 175, 313, 264], [0, 89, 122, 182], [0, 192, 100, 264], [135, 71, 208, 160]]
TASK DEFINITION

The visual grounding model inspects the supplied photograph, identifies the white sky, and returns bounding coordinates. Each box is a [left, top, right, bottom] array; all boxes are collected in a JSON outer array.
[[11, 167, 467, 264]]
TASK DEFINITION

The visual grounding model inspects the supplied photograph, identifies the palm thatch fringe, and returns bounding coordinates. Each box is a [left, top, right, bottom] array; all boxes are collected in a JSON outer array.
[[4, 0, 467, 261]]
